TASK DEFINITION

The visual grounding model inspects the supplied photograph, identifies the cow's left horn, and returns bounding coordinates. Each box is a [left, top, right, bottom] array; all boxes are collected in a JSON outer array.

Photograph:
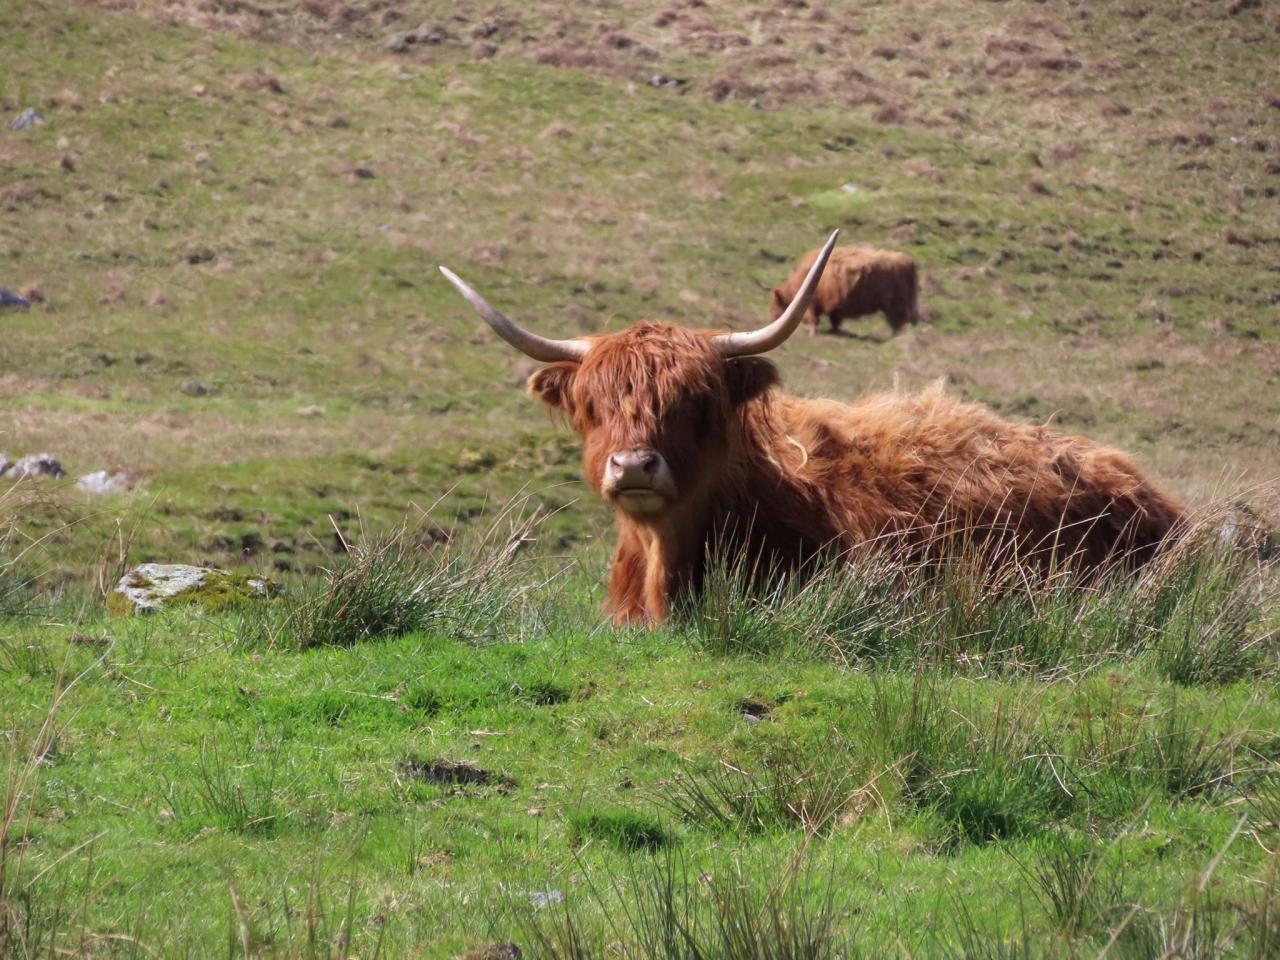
[[439, 266, 591, 363], [712, 229, 839, 358]]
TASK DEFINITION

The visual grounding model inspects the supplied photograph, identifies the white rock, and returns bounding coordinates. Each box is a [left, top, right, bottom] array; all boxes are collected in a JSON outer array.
[[3, 453, 66, 480], [113, 563, 280, 614], [77, 470, 140, 495]]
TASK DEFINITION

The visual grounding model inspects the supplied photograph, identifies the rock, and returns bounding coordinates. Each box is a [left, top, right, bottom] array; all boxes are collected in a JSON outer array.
[[648, 74, 689, 89], [110, 563, 282, 615], [2, 453, 66, 480], [297, 404, 326, 417], [76, 469, 140, 495], [0, 288, 31, 309], [9, 108, 44, 131], [180, 379, 211, 397]]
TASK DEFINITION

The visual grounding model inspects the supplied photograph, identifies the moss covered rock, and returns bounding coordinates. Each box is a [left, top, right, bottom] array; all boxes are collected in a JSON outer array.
[[110, 563, 281, 615]]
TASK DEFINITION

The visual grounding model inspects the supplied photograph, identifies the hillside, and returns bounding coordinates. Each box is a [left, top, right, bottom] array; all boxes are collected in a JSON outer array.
[[1, 1, 1279, 956]]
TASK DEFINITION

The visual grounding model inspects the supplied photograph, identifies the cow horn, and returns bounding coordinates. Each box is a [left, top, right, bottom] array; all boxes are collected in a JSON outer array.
[[712, 229, 840, 358], [439, 266, 591, 363]]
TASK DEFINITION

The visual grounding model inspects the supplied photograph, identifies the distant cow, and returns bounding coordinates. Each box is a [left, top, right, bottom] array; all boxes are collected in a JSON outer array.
[[771, 244, 921, 335], [441, 231, 1183, 625]]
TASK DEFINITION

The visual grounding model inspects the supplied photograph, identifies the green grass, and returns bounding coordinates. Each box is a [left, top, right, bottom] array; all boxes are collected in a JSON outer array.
[[2, 517, 1278, 956], [2, 0, 1279, 955]]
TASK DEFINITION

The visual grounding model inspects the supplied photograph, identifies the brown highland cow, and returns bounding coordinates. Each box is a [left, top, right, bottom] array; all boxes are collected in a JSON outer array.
[[771, 244, 921, 335], [441, 231, 1183, 625]]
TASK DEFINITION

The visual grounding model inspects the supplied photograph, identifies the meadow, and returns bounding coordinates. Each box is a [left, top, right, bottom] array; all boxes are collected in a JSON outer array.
[[2, 0, 1279, 956]]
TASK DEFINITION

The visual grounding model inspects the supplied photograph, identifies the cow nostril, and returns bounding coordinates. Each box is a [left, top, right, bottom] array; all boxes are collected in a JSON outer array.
[[640, 452, 659, 475]]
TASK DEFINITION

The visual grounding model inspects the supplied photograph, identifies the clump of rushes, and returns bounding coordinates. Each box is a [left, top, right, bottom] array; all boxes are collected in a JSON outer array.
[[863, 679, 1073, 845], [161, 731, 290, 835], [1137, 522, 1277, 686], [566, 809, 670, 853], [511, 852, 847, 960], [685, 505, 1279, 684], [251, 502, 555, 649], [1013, 832, 1128, 937], [656, 734, 876, 836]]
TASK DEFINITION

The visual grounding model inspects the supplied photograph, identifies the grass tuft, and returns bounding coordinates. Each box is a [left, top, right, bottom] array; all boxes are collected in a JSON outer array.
[[1014, 832, 1127, 937], [656, 736, 873, 836], [512, 852, 848, 960], [566, 810, 671, 853], [247, 506, 553, 649], [161, 732, 289, 835]]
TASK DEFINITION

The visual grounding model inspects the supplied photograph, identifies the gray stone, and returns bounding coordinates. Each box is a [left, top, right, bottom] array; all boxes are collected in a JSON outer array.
[[9, 108, 44, 131], [180, 379, 211, 397], [111, 563, 281, 614], [0, 288, 31, 309], [2, 453, 66, 480], [76, 469, 141, 495]]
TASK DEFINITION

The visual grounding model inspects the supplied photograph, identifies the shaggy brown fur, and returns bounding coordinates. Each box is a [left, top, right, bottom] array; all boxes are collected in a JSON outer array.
[[771, 245, 922, 335], [527, 323, 1184, 625]]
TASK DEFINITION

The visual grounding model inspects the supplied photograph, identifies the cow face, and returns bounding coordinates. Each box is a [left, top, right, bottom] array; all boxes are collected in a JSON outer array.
[[438, 231, 838, 516], [526, 325, 778, 516], [770, 287, 819, 328]]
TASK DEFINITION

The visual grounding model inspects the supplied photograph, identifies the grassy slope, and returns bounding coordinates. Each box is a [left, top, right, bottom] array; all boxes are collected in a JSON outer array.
[[3, 552, 1279, 956], [1, 0, 1278, 578], [1, 0, 1279, 956]]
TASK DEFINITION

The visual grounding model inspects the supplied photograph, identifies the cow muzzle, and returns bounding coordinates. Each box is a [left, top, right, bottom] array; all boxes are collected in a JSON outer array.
[[602, 448, 676, 514]]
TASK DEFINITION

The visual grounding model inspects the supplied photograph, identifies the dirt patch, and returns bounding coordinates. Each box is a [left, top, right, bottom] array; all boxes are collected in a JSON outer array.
[[400, 758, 515, 789]]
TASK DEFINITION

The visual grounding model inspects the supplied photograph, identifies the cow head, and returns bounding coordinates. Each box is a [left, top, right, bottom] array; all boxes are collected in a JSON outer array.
[[439, 232, 838, 520], [769, 286, 816, 326]]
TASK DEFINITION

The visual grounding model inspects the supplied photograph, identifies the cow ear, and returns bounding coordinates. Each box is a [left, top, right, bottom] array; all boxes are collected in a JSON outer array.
[[725, 356, 779, 405], [528, 362, 579, 413]]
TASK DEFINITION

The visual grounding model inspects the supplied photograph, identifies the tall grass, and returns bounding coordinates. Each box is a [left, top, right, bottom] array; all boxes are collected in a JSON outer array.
[[1, 663, 97, 958], [684, 517, 1278, 683], [656, 734, 876, 837], [161, 731, 291, 835], [245, 502, 565, 649], [0, 481, 56, 620], [1013, 832, 1128, 937], [509, 852, 850, 960]]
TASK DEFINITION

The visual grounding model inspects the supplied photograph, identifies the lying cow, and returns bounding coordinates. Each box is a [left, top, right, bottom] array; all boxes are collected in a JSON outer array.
[[441, 231, 1183, 624], [771, 244, 921, 335]]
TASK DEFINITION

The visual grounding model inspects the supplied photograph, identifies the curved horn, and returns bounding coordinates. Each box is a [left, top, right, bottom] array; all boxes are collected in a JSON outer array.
[[439, 266, 591, 363], [713, 229, 840, 358]]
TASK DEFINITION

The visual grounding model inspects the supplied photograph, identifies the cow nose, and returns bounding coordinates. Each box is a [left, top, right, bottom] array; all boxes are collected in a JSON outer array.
[[607, 449, 661, 486]]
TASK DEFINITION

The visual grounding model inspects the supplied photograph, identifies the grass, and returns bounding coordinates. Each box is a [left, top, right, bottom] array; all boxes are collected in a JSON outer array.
[[2, 516, 1276, 955], [1, 0, 1278, 955]]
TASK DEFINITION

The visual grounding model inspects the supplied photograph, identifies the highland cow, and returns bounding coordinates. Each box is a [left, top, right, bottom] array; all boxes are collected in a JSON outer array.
[[441, 231, 1183, 625], [771, 244, 921, 335]]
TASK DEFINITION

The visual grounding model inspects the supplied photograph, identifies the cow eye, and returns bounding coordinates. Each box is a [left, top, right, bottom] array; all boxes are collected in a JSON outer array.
[[679, 396, 712, 436]]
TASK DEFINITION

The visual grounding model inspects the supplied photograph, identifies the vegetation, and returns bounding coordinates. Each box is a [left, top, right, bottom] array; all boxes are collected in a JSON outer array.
[[2, 514, 1277, 956], [1, 0, 1277, 956]]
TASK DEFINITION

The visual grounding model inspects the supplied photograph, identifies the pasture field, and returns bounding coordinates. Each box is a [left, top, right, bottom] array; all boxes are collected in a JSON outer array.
[[2, 0, 1279, 956]]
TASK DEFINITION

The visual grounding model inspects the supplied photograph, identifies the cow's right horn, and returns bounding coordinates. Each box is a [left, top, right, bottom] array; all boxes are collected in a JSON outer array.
[[439, 266, 591, 363], [712, 229, 839, 358]]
